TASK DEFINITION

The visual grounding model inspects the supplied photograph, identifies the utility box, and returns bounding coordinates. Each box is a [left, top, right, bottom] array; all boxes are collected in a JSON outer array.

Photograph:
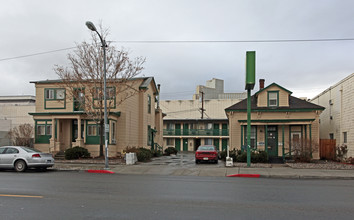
[[245, 51, 256, 90], [126, 153, 137, 165], [225, 157, 233, 167]]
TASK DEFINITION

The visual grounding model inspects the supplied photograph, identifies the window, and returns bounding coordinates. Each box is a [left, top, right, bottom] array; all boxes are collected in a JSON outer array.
[[147, 95, 151, 114], [56, 89, 65, 99], [37, 125, 46, 135], [0, 148, 6, 154], [45, 89, 65, 100], [329, 133, 334, 140], [5, 148, 19, 154], [46, 125, 52, 136], [167, 123, 174, 129], [244, 126, 257, 149], [147, 125, 152, 146], [35, 120, 52, 144], [343, 132, 347, 143], [45, 89, 55, 99], [204, 138, 212, 145], [88, 125, 97, 136], [111, 121, 116, 144], [268, 91, 278, 107], [107, 87, 115, 99], [167, 138, 174, 146]]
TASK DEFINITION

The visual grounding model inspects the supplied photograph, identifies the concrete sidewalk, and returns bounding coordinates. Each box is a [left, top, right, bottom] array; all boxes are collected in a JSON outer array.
[[52, 162, 354, 179]]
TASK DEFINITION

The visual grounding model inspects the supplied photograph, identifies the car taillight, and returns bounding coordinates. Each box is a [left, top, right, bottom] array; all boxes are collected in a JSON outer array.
[[32, 154, 41, 158]]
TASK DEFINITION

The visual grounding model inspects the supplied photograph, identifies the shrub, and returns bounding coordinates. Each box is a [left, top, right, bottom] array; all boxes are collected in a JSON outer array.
[[220, 149, 241, 161], [136, 147, 152, 162], [164, 147, 178, 156], [65, 147, 91, 160], [151, 149, 162, 157]]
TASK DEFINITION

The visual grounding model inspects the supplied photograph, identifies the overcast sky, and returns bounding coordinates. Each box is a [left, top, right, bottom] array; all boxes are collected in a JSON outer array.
[[1, 0, 354, 100]]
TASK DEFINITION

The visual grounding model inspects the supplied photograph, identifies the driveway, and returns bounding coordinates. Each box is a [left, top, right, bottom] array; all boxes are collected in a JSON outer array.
[[147, 152, 223, 168]]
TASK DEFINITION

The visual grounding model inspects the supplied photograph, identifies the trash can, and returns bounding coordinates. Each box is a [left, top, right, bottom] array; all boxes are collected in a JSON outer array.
[[126, 152, 137, 165]]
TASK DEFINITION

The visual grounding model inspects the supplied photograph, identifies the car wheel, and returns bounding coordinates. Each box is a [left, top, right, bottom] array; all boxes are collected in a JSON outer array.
[[195, 160, 199, 164], [215, 160, 218, 164], [15, 160, 27, 172]]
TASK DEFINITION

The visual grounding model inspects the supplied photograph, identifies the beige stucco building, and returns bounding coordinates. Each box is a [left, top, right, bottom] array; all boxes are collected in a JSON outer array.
[[29, 77, 164, 157], [226, 80, 324, 159], [0, 96, 35, 146], [311, 73, 354, 157]]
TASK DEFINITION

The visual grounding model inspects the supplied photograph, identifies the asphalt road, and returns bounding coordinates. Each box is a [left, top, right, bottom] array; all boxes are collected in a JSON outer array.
[[1, 171, 354, 220]]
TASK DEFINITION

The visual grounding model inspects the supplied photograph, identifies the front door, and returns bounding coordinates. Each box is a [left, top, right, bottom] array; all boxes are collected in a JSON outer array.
[[222, 139, 228, 151], [267, 126, 278, 157], [183, 138, 188, 151], [195, 138, 201, 151], [175, 138, 181, 151], [213, 139, 220, 151]]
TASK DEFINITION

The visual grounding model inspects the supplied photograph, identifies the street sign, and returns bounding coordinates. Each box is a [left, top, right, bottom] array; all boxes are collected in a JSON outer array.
[[245, 51, 256, 90]]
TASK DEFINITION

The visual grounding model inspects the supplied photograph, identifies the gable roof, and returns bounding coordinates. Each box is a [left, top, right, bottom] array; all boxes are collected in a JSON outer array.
[[254, 83, 292, 96], [225, 95, 324, 112]]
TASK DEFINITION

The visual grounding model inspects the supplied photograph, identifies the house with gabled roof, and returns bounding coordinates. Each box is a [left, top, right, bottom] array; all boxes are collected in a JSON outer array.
[[225, 79, 325, 160], [29, 77, 164, 157]]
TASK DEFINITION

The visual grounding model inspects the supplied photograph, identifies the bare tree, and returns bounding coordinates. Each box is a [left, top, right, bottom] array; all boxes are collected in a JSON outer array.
[[54, 24, 146, 156], [7, 124, 34, 147]]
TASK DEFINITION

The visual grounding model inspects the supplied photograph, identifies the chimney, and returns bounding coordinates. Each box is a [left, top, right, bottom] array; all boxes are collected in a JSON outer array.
[[259, 79, 265, 90], [157, 84, 161, 109]]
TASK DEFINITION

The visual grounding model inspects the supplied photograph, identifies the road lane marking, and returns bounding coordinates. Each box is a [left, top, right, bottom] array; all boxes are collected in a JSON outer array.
[[0, 194, 43, 198]]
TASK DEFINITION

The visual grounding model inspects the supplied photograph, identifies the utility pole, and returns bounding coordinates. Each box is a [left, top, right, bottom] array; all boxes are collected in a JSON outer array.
[[200, 90, 205, 119]]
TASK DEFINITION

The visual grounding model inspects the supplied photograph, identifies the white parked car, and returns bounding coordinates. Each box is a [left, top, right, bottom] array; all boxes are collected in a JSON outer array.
[[0, 146, 54, 172]]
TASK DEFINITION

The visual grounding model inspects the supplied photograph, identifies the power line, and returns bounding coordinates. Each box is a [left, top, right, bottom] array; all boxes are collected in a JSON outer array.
[[113, 38, 354, 44], [0, 47, 76, 62], [1, 37, 354, 62]]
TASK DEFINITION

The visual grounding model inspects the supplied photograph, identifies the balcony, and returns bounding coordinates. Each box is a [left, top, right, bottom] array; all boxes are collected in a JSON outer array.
[[163, 129, 229, 136]]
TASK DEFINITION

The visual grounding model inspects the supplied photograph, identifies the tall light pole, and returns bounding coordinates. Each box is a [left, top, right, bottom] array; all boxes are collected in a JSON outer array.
[[86, 21, 109, 169]]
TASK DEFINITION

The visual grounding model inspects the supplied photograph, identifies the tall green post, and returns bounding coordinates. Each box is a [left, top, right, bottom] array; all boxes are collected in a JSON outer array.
[[245, 51, 256, 167]]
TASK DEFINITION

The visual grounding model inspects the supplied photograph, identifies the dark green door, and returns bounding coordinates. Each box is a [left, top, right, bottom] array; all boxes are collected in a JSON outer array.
[[222, 124, 228, 136], [213, 123, 220, 135], [183, 123, 189, 135], [183, 138, 188, 151], [213, 139, 220, 151], [175, 138, 181, 151], [175, 124, 181, 135], [267, 126, 278, 156], [222, 139, 228, 151]]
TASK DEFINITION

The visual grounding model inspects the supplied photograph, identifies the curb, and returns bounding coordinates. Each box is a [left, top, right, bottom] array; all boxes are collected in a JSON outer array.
[[227, 174, 260, 178], [86, 170, 115, 174]]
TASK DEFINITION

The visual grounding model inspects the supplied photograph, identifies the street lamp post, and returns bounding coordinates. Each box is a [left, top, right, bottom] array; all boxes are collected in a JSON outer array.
[[86, 21, 109, 169]]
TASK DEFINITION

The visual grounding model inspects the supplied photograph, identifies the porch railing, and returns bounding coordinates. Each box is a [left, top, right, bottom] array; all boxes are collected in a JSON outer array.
[[163, 129, 229, 136]]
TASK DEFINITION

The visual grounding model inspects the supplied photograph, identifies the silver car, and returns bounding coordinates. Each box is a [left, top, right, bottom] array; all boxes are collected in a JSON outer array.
[[0, 146, 54, 172]]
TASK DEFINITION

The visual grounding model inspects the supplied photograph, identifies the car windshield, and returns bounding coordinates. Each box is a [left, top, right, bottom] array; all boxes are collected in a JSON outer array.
[[20, 147, 41, 153], [198, 146, 215, 151]]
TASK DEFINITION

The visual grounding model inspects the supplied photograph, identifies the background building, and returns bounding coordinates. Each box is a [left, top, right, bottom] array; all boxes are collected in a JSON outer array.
[[0, 96, 35, 146], [161, 78, 246, 151], [311, 73, 354, 157]]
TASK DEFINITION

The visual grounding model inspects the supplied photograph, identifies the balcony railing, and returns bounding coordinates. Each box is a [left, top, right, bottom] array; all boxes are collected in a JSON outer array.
[[163, 129, 229, 136]]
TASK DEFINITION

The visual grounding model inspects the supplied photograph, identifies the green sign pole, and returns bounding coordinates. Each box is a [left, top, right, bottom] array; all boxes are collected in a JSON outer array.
[[245, 51, 255, 167], [246, 88, 251, 167]]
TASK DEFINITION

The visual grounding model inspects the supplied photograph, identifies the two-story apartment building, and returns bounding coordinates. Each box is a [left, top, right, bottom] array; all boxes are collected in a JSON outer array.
[[161, 78, 246, 151], [226, 80, 324, 159], [311, 73, 354, 158], [29, 77, 163, 157]]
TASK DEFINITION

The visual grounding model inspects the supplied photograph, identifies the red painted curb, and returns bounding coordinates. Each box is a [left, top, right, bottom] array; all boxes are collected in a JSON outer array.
[[227, 174, 260, 178], [86, 170, 115, 174]]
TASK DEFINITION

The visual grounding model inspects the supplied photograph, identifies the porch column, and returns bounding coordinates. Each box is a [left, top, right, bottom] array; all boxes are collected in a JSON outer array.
[[49, 118, 56, 153], [282, 125, 285, 161], [309, 124, 312, 158], [76, 117, 84, 147]]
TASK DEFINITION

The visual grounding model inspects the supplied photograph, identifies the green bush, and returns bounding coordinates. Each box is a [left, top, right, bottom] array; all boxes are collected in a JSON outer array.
[[234, 150, 268, 163], [151, 149, 162, 157], [220, 149, 241, 161], [164, 147, 178, 156], [65, 147, 91, 160], [136, 147, 152, 162]]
